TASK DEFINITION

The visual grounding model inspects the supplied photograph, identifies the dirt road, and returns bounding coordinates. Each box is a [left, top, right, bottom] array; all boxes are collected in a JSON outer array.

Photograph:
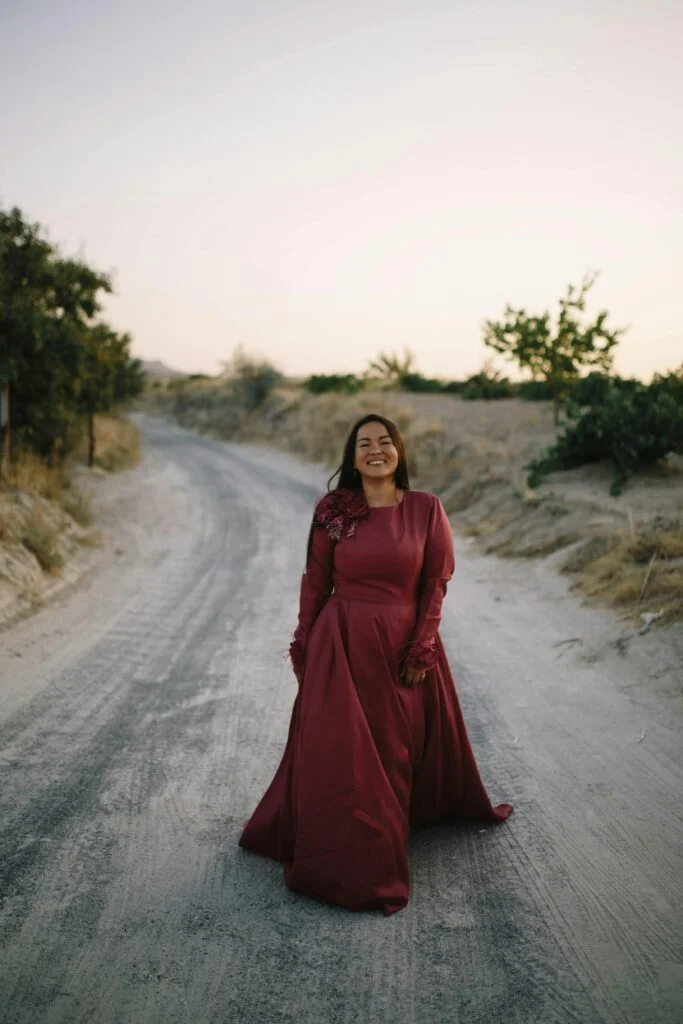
[[1, 417, 681, 1024]]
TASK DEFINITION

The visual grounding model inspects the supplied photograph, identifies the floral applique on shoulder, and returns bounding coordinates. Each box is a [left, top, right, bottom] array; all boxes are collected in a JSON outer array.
[[314, 489, 370, 540]]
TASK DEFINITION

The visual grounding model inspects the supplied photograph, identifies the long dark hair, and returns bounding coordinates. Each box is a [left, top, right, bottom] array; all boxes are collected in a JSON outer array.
[[327, 413, 411, 492]]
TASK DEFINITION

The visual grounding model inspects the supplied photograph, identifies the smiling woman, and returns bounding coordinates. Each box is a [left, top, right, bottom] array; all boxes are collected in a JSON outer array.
[[239, 412, 512, 914]]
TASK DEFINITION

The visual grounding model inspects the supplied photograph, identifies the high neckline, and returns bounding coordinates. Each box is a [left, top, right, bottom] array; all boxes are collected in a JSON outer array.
[[367, 491, 406, 510]]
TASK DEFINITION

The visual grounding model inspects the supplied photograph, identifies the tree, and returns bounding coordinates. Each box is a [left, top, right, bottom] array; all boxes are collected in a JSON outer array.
[[483, 274, 625, 423], [0, 205, 142, 465], [75, 325, 144, 466], [366, 348, 417, 388]]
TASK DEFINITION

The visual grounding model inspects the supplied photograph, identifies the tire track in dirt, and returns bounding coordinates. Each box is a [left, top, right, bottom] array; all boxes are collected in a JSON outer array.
[[0, 417, 680, 1024]]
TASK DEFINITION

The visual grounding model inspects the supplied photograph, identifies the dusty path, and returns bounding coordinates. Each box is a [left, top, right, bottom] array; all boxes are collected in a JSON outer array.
[[0, 416, 681, 1024]]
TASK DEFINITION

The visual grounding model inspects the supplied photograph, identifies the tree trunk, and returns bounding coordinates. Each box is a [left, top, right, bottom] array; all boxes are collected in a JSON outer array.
[[0, 381, 10, 481], [88, 410, 96, 468]]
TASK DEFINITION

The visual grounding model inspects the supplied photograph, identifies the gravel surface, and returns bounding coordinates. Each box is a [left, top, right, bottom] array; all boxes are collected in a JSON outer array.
[[1, 416, 681, 1024]]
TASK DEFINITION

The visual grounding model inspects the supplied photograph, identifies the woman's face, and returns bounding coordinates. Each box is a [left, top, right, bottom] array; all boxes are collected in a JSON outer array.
[[353, 420, 400, 483]]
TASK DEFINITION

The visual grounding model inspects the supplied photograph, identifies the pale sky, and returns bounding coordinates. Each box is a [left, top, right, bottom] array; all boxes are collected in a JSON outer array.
[[2, 0, 681, 380]]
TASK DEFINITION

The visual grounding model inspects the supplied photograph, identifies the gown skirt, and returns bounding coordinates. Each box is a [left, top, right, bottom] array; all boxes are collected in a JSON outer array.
[[239, 488, 512, 915]]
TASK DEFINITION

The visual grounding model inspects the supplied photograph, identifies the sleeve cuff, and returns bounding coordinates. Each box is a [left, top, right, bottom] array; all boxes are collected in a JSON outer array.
[[289, 630, 309, 682], [401, 638, 438, 671]]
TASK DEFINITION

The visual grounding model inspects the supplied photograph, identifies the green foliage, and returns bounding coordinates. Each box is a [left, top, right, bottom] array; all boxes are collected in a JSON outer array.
[[460, 369, 514, 400], [527, 369, 683, 495], [516, 378, 556, 401], [567, 371, 612, 407], [399, 373, 445, 394], [307, 373, 364, 395], [483, 274, 625, 422], [0, 205, 142, 462], [220, 347, 281, 410], [568, 371, 643, 408]]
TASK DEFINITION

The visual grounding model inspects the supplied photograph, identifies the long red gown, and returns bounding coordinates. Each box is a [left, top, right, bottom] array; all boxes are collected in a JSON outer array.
[[239, 487, 512, 914]]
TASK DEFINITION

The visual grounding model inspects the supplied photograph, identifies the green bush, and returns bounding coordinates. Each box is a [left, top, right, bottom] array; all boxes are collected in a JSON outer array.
[[226, 349, 281, 410], [517, 379, 555, 401], [306, 374, 364, 395], [568, 372, 642, 408], [528, 373, 683, 495], [461, 371, 514, 400], [400, 373, 446, 393], [567, 371, 611, 407]]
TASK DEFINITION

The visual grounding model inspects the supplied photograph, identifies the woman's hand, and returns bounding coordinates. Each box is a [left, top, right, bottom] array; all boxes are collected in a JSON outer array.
[[402, 666, 427, 688]]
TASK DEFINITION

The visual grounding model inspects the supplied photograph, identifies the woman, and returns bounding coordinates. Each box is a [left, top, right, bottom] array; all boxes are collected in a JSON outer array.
[[239, 413, 512, 914]]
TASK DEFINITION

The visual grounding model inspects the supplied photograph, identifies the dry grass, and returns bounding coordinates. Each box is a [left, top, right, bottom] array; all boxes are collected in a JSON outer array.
[[81, 415, 141, 471], [1, 449, 95, 528], [0, 495, 16, 543], [76, 527, 103, 548], [2, 417, 139, 491], [21, 510, 64, 574], [60, 486, 93, 526], [5, 450, 65, 501], [562, 521, 683, 624]]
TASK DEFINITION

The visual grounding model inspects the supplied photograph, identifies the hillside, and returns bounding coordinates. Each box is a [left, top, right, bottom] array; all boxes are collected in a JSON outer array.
[[140, 359, 187, 380], [149, 381, 683, 625]]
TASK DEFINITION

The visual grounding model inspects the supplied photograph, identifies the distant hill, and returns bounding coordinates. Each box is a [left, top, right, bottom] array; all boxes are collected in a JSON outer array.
[[140, 360, 188, 380]]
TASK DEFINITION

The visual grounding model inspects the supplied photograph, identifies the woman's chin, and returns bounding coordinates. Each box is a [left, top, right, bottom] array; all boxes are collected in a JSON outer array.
[[359, 469, 396, 484]]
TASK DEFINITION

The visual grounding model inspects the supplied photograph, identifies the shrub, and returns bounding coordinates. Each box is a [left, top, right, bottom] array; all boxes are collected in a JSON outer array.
[[22, 512, 64, 573], [527, 373, 683, 494], [60, 487, 93, 526], [307, 374, 364, 395], [400, 373, 446, 393], [461, 371, 514, 400], [223, 349, 282, 410], [517, 379, 555, 402], [568, 372, 641, 408]]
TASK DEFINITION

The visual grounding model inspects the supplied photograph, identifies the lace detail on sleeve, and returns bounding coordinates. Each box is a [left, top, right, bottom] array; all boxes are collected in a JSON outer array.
[[400, 638, 438, 671]]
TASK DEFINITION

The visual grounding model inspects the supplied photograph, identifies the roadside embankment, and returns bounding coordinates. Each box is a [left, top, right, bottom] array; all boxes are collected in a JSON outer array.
[[0, 415, 140, 630]]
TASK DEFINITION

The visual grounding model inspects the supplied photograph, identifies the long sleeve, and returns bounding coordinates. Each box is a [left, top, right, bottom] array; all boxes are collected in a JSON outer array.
[[403, 495, 455, 672], [289, 519, 335, 683]]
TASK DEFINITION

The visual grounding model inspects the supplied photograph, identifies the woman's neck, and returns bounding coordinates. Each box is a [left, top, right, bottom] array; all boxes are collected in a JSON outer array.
[[362, 478, 400, 507]]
